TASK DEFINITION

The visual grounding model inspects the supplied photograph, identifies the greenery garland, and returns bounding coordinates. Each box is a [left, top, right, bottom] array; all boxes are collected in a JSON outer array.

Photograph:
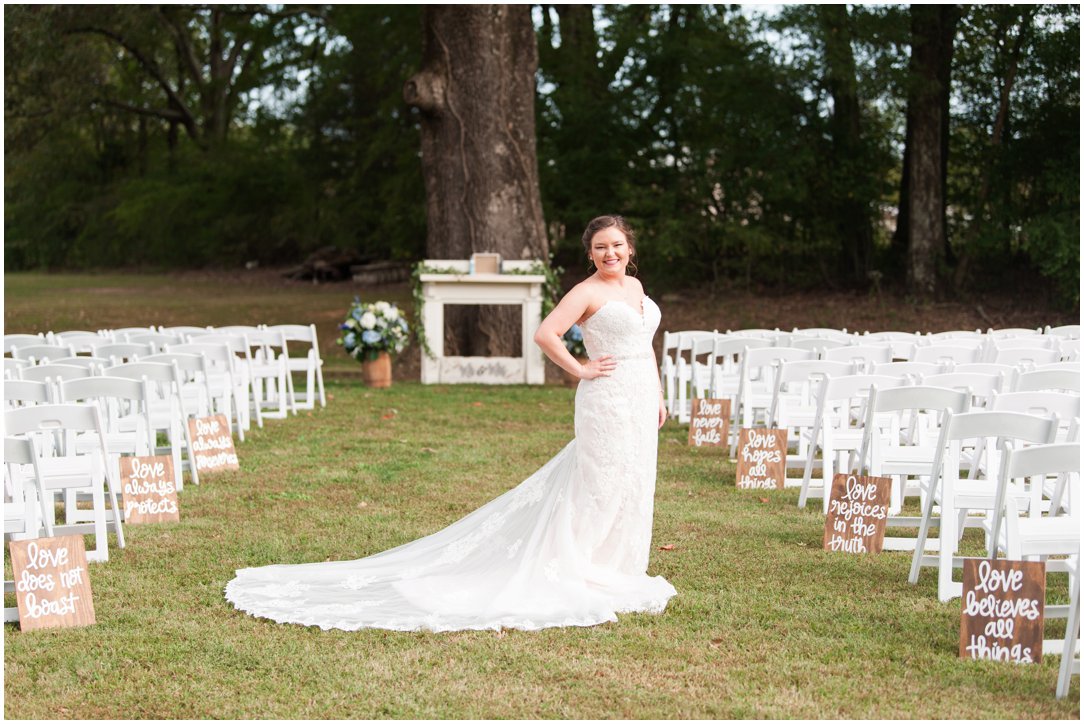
[[410, 256, 565, 360]]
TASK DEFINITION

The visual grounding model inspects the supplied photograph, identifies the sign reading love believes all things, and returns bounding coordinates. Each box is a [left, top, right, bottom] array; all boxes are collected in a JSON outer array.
[[9, 536, 96, 631], [959, 558, 1045, 664]]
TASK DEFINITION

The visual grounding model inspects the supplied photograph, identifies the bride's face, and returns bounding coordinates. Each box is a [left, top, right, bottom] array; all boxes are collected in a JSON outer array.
[[588, 227, 633, 278]]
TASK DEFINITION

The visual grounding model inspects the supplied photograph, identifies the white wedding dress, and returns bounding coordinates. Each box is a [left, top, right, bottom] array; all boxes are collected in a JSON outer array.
[[225, 297, 676, 632]]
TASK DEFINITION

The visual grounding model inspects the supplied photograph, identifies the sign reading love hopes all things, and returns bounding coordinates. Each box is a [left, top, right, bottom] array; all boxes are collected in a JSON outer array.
[[960, 558, 1045, 664], [9, 536, 95, 631], [687, 399, 730, 448], [120, 455, 180, 524], [822, 473, 892, 553], [187, 414, 239, 473], [735, 428, 787, 489]]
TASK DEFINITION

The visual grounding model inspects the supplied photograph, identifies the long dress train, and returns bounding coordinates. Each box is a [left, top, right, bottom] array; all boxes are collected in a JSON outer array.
[[225, 297, 676, 632]]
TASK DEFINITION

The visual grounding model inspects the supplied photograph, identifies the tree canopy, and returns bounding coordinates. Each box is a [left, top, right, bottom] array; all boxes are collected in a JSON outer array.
[[4, 4, 1079, 307]]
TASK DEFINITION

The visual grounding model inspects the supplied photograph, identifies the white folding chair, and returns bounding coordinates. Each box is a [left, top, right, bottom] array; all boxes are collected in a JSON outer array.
[[187, 332, 259, 432], [57, 377, 157, 498], [863, 331, 921, 361], [166, 342, 244, 441], [4, 358, 29, 379], [95, 342, 154, 366], [986, 441, 1080, 698], [799, 373, 910, 511], [766, 359, 853, 488], [870, 361, 943, 381], [19, 363, 94, 386], [11, 343, 76, 364], [987, 327, 1043, 339], [927, 330, 983, 342], [4, 436, 54, 623], [1013, 369, 1080, 394], [49, 331, 109, 355], [4, 379, 52, 409], [1045, 324, 1081, 340], [125, 332, 183, 354], [143, 352, 215, 422], [908, 410, 1058, 601], [731, 347, 815, 456], [4, 333, 45, 355], [671, 331, 716, 423], [822, 344, 892, 374], [242, 329, 293, 420], [991, 346, 1060, 368], [858, 385, 972, 542], [265, 324, 327, 410], [5, 404, 126, 562], [913, 345, 981, 367], [107, 361, 198, 488], [50, 356, 111, 374], [920, 371, 1006, 409]]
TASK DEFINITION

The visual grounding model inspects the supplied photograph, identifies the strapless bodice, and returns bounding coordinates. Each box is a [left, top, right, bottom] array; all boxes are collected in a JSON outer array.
[[581, 297, 660, 361]]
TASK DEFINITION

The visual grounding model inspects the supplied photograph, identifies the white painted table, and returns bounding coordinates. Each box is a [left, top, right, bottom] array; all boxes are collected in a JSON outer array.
[[419, 260, 546, 385]]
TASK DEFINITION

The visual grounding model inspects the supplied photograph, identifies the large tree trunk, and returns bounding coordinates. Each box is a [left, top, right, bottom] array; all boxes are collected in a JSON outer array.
[[819, 5, 874, 288], [404, 5, 548, 357], [905, 4, 959, 298]]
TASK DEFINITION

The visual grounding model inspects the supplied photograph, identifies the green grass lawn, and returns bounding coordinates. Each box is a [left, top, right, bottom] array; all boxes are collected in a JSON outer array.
[[3, 272, 1079, 718], [3, 380, 1078, 719]]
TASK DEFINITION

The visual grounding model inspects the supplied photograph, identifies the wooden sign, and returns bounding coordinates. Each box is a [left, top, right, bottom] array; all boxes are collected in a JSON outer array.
[[471, 252, 501, 274], [960, 559, 1045, 664], [735, 428, 787, 489], [9, 536, 95, 631], [120, 455, 179, 524], [688, 399, 731, 448], [187, 414, 239, 473], [823, 473, 892, 553]]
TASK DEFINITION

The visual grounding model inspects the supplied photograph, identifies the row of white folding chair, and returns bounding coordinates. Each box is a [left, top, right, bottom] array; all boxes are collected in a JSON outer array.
[[902, 410, 1060, 602], [5, 404, 126, 563], [986, 442, 1080, 698], [5, 359, 204, 488]]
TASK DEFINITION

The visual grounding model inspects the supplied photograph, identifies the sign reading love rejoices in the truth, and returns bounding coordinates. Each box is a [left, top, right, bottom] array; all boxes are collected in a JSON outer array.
[[687, 399, 730, 448], [823, 473, 892, 554], [187, 414, 239, 473], [735, 428, 786, 489], [120, 455, 180, 524], [9, 536, 96, 631], [959, 558, 1045, 664]]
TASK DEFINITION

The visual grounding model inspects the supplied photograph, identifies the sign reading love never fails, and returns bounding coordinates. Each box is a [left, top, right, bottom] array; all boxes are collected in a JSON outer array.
[[687, 399, 730, 448]]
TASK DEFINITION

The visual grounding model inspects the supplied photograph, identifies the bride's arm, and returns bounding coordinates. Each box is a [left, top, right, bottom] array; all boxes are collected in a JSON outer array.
[[533, 287, 615, 380]]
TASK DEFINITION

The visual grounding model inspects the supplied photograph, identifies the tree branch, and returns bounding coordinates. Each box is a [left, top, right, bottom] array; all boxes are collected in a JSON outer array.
[[94, 97, 185, 122], [157, 7, 205, 94], [65, 25, 201, 142]]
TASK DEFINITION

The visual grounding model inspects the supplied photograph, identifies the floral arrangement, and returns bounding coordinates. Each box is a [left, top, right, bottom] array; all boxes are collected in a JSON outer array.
[[338, 299, 410, 361], [563, 324, 586, 359]]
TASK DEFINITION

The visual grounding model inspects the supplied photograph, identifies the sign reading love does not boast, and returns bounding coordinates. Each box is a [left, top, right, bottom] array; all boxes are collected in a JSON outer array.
[[960, 558, 1045, 664], [187, 414, 239, 473], [120, 455, 179, 524], [9, 536, 95, 631], [687, 399, 731, 448], [823, 473, 892, 553], [735, 428, 787, 489]]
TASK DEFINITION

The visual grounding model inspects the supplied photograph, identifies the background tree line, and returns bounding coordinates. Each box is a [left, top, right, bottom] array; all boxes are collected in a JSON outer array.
[[4, 4, 1079, 307]]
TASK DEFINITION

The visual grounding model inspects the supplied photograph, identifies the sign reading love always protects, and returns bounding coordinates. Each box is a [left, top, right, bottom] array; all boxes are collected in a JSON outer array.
[[960, 558, 1045, 664], [120, 455, 180, 524], [687, 399, 730, 448], [735, 428, 787, 489], [9, 536, 96, 631], [822, 473, 892, 554], [187, 414, 239, 473]]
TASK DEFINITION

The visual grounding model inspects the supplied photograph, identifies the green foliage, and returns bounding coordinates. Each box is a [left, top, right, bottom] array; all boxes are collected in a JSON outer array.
[[3, 4, 1078, 308]]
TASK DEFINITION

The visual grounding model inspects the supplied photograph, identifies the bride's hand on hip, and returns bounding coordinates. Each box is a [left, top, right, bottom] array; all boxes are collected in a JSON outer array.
[[579, 354, 616, 380]]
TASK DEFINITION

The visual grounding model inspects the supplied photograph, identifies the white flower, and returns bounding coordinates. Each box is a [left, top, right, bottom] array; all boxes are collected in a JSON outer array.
[[385, 307, 399, 321], [360, 312, 377, 330], [374, 301, 390, 313]]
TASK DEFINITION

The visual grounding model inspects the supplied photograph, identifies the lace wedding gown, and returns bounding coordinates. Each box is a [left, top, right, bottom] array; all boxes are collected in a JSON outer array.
[[225, 297, 676, 632]]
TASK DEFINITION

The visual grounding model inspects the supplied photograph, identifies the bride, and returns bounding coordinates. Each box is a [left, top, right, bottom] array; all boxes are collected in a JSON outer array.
[[225, 215, 677, 631]]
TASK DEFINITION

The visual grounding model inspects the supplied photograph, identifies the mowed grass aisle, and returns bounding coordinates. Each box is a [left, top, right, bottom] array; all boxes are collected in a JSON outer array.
[[3, 380, 1079, 719]]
